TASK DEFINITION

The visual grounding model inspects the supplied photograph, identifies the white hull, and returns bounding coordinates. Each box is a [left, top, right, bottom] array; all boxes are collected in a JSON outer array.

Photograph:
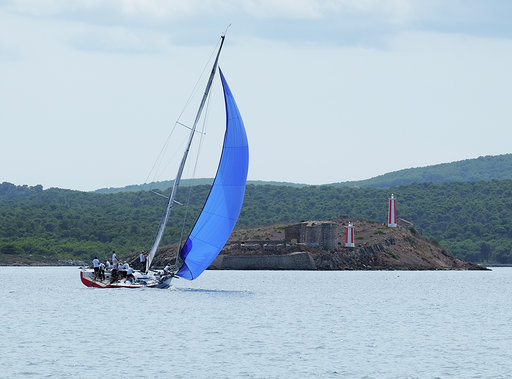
[[80, 268, 165, 288]]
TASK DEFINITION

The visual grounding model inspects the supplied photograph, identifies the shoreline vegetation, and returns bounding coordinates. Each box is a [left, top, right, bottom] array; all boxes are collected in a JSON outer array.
[[0, 216, 493, 271], [2, 154, 512, 266]]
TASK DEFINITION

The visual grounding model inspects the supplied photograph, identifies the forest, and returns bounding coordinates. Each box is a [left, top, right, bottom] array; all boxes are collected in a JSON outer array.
[[332, 153, 512, 188], [1, 179, 512, 264], [95, 154, 512, 193]]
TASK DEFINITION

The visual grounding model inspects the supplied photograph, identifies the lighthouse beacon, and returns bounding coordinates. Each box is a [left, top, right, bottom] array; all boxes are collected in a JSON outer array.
[[388, 194, 397, 228], [345, 222, 355, 247]]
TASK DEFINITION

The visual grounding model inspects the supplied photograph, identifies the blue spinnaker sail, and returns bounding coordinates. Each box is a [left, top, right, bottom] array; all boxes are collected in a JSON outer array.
[[176, 68, 249, 280]]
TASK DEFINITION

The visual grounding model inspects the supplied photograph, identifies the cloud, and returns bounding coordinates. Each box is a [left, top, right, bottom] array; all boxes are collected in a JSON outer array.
[[3, 0, 416, 23], [4, 0, 512, 50], [71, 25, 172, 54], [3, 0, 512, 59]]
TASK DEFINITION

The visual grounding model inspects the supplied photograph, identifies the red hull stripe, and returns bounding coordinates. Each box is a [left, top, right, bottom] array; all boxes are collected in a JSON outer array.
[[80, 271, 157, 289]]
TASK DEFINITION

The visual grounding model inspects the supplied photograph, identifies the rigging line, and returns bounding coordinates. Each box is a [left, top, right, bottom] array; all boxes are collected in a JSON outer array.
[[150, 190, 169, 199], [147, 42, 219, 188], [144, 40, 221, 192], [157, 38, 221, 184], [176, 77, 215, 254], [133, 120, 179, 209], [176, 39, 222, 123], [191, 72, 214, 181], [223, 24, 232, 36], [156, 133, 190, 183], [143, 121, 179, 185], [176, 121, 206, 135], [146, 39, 218, 187]]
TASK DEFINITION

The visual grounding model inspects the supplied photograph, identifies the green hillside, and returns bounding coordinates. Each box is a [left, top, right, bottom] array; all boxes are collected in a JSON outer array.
[[1, 180, 512, 265], [95, 179, 307, 194], [330, 154, 512, 188], [95, 154, 512, 195], [0, 182, 209, 264]]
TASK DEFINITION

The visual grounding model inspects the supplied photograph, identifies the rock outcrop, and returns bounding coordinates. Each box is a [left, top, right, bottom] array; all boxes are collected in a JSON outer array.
[[146, 217, 486, 271]]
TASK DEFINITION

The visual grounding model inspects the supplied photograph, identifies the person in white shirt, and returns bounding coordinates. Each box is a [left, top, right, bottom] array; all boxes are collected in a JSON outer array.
[[126, 266, 135, 282], [92, 257, 100, 279], [112, 251, 118, 263], [117, 262, 126, 279], [164, 264, 172, 273]]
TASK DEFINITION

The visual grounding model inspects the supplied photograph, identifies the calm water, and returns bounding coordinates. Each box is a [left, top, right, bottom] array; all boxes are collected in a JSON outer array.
[[0, 267, 511, 378]]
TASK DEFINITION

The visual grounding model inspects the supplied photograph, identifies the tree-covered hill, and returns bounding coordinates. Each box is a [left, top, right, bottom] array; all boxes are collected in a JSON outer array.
[[330, 154, 512, 188], [95, 179, 307, 194], [0, 182, 210, 264], [94, 153, 512, 194], [1, 179, 512, 265]]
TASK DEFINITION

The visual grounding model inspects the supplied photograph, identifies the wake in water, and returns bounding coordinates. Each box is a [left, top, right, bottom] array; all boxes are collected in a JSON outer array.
[[171, 287, 253, 295]]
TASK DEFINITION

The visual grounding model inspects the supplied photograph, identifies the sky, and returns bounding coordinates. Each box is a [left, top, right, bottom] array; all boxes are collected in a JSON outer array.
[[1, 0, 512, 191]]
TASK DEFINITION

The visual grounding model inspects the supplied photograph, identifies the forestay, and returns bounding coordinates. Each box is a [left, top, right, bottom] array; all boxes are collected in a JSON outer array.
[[145, 36, 225, 272], [176, 68, 249, 280]]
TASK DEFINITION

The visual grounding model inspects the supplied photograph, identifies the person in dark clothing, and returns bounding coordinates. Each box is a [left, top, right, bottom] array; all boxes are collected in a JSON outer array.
[[99, 261, 105, 281], [139, 251, 147, 272], [110, 262, 118, 283]]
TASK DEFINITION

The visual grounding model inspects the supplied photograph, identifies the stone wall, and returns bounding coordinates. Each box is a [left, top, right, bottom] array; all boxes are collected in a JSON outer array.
[[211, 252, 317, 270]]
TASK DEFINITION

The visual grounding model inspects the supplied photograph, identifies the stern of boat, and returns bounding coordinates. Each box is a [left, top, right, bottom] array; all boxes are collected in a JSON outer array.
[[80, 269, 103, 288], [156, 274, 174, 289]]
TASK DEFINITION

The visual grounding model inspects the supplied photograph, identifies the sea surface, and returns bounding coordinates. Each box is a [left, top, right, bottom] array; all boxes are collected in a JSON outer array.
[[0, 267, 511, 378]]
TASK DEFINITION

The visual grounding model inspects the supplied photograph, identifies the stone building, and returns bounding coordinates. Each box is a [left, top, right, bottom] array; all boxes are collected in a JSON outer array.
[[284, 221, 338, 250]]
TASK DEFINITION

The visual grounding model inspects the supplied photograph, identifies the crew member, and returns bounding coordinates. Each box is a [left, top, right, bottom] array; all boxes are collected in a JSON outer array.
[[126, 266, 135, 283], [99, 261, 105, 281], [92, 257, 100, 279], [139, 251, 146, 272], [111, 262, 118, 283], [118, 263, 125, 279]]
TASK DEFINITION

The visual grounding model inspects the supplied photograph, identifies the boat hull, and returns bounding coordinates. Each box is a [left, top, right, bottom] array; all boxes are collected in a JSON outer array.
[[80, 269, 159, 289], [155, 274, 174, 289]]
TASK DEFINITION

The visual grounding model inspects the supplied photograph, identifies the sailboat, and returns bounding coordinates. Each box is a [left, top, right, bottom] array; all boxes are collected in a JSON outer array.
[[80, 33, 249, 289]]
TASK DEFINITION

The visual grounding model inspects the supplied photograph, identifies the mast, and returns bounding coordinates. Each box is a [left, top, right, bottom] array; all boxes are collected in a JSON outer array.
[[145, 35, 226, 272]]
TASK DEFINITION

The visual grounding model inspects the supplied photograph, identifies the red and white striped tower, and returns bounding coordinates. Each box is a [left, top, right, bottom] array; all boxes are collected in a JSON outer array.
[[345, 222, 355, 247], [388, 194, 397, 228]]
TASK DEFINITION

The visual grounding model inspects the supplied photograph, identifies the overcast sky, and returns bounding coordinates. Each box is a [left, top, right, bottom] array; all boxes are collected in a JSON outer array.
[[1, 0, 511, 191]]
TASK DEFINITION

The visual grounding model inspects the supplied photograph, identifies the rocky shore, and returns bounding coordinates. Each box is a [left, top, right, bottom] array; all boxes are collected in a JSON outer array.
[[147, 217, 487, 271]]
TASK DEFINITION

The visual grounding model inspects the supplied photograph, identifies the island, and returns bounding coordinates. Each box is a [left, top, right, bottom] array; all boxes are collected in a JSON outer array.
[[147, 217, 486, 271]]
